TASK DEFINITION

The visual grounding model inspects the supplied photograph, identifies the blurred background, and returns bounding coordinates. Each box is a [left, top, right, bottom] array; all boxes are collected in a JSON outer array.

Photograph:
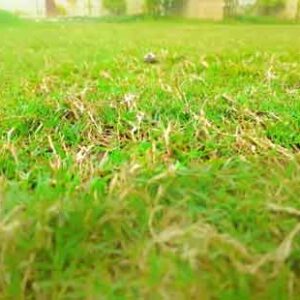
[[0, 0, 299, 21]]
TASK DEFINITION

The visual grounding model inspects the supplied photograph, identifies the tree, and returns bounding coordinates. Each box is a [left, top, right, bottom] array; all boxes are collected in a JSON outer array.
[[103, 0, 126, 15], [87, 0, 92, 15], [256, 0, 286, 15], [45, 0, 57, 17], [224, 0, 239, 17], [145, 0, 187, 16], [145, 0, 161, 15]]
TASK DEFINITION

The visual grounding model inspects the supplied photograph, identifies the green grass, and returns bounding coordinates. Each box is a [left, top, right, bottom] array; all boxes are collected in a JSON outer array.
[[0, 19, 300, 299], [0, 10, 20, 24]]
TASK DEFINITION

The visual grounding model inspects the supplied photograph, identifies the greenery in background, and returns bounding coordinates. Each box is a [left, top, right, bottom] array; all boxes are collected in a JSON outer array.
[[55, 4, 68, 16], [224, 0, 239, 17], [145, 0, 187, 16], [145, 0, 161, 15], [1, 19, 300, 299], [256, 0, 287, 15], [0, 9, 21, 24], [103, 0, 127, 15]]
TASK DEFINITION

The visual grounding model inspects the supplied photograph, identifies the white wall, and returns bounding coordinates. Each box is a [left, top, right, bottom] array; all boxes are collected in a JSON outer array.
[[0, 0, 45, 16]]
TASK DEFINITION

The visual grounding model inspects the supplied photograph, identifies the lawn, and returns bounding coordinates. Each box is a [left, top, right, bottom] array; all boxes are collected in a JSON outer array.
[[1, 18, 300, 299]]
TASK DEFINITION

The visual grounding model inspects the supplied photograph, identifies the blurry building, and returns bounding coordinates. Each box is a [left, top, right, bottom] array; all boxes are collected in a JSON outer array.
[[1, 0, 298, 20], [0, 0, 225, 19]]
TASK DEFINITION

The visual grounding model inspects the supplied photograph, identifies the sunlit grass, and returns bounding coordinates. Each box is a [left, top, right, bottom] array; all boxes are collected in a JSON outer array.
[[1, 19, 300, 299]]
